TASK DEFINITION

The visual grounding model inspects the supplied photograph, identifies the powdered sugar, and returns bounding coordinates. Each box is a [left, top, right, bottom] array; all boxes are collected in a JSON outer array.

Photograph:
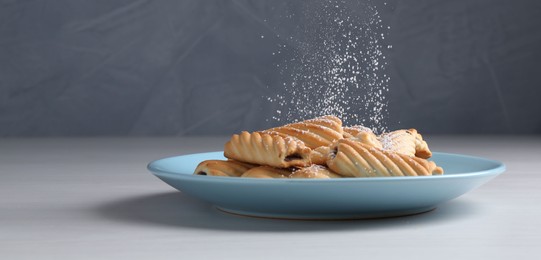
[[265, 1, 391, 134]]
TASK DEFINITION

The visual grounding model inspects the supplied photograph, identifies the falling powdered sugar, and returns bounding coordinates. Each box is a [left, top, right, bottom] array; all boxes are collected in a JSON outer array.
[[265, 1, 391, 134]]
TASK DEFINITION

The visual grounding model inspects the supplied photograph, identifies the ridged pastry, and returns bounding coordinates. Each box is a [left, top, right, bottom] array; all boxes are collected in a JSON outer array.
[[224, 131, 312, 168], [241, 166, 292, 178], [378, 129, 432, 159], [261, 115, 343, 149], [289, 165, 342, 179], [346, 131, 383, 149], [343, 125, 374, 138], [309, 146, 332, 165], [194, 160, 254, 177], [327, 139, 443, 177]]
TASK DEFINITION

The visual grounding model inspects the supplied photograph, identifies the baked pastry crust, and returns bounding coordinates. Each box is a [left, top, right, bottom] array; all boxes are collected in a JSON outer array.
[[289, 165, 342, 179], [347, 131, 383, 149], [327, 139, 443, 177], [194, 160, 255, 177], [241, 166, 292, 178], [261, 115, 343, 149], [309, 146, 332, 165], [343, 125, 374, 138], [224, 131, 312, 168], [378, 129, 432, 159]]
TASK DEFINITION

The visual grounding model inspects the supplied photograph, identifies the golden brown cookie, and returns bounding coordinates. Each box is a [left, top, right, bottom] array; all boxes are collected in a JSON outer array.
[[343, 125, 374, 138], [289, 165, 342, 179], [241, 166, 292, 178], [309, 146, 332, 165], [346, 131, 383, 149], [378, 129, 432, 158], [261, 115, 343, 149], [224, 131, 312, 168], [194, 160, 255, 177], [327, 139, 443, 177]]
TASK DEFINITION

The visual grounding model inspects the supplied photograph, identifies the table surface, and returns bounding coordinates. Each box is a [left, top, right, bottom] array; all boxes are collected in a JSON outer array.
[[1, 136, 540, 259]]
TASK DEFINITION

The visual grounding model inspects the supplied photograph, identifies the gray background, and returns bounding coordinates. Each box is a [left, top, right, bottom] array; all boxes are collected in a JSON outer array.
[[1, 0, 540, 136]]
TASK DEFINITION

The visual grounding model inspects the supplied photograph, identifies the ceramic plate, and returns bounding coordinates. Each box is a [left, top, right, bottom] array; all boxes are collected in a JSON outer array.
[[147, 152, 505, 220]]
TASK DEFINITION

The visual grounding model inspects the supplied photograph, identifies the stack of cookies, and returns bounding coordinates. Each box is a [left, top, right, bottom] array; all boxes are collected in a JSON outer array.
[[194, 115, 443, 179]]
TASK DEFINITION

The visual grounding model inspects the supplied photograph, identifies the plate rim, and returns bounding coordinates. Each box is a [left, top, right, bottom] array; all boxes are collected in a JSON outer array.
[[147, 151, 506, 183]]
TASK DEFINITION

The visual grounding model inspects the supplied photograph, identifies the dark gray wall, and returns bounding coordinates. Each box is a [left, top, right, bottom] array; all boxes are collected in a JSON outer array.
[[1, 0, 540, 136]]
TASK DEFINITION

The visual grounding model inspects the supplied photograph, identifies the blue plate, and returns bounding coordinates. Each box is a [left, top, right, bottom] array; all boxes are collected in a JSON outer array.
[[147, 152, 505, 220]]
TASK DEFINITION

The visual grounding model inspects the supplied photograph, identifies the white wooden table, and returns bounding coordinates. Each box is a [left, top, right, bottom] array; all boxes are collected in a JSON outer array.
[[1, 136, 540, 259]]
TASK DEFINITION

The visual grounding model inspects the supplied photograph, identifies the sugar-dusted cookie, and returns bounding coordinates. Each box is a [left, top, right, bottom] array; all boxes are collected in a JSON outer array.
[[378, 129, 432, 159], [345, 130, 383, 149], [327, 139, 443, 177], [194, 160, 255, 177], [309, 146, 332, 165], [289, 165, 342, 179], [241, 166, 292, 179], [343, 125, 375, 138], [224, 131, 312, 168], [262, 115, 343, 149]]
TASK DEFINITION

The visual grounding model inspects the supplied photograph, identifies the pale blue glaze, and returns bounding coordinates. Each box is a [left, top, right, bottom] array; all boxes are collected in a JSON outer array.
[[148, 152, 505, 219]]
